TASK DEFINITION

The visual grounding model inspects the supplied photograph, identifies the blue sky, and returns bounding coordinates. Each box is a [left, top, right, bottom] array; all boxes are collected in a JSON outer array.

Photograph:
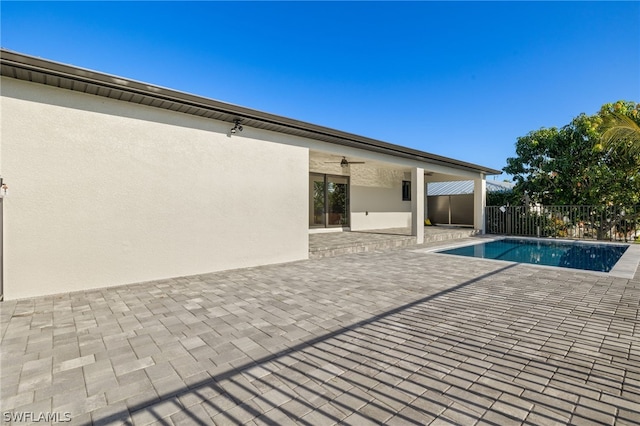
[[2, 2, 639, 178]]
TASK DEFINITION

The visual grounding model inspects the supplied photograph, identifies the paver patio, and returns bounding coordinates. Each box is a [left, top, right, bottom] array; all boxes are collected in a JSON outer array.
[[1, 238, 639, 425]]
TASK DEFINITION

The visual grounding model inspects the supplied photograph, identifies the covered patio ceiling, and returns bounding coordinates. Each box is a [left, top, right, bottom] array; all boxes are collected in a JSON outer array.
[[309, 150, 479, 183]]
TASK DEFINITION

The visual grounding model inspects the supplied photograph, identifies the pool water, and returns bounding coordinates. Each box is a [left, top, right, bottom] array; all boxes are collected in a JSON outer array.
[[437, 238, 629, 273]]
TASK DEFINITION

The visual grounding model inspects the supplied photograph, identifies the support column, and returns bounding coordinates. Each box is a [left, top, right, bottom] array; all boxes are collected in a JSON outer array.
[[474, 175, 487, 234], [423, 181, 429, 227], [411, 167, 424, 244]]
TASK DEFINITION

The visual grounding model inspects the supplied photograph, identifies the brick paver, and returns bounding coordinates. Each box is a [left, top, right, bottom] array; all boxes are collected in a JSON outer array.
[[1, 238, 639, 425]]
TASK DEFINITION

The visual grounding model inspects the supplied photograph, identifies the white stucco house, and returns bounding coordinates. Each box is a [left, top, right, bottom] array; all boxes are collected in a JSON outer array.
[[0, 49, 500, 300]]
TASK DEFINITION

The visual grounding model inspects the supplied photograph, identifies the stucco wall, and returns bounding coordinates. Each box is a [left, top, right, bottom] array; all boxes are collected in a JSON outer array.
[[350, 168, 411, 230], [1, 77, 309, 300]]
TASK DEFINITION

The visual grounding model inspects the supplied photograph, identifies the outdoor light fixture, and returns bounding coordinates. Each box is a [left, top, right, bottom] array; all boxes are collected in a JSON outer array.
[[230, 119, 243, 134]]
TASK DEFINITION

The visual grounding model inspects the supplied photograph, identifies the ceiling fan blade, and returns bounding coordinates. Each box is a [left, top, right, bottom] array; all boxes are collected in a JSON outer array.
[[323, 157, 365, 166]]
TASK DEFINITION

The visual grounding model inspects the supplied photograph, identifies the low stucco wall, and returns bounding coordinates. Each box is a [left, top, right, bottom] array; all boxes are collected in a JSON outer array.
[[1, 78, 309, 300], [350, 211, 412, 230]]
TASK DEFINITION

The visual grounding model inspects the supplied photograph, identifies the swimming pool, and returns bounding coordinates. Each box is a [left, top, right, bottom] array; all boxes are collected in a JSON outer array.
[[436, 238, 629, 273]]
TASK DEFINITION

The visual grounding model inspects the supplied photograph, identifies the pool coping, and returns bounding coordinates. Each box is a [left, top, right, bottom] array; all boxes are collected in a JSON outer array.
[[412, 235, 640, 279]]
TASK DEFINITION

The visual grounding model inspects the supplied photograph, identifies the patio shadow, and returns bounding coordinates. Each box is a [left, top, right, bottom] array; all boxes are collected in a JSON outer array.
[[95, 264, 520, 424]]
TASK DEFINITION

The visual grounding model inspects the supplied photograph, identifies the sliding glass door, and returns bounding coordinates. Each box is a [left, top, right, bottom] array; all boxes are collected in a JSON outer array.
[[309, 173, 349, 228], [310, 174, 326, 227]]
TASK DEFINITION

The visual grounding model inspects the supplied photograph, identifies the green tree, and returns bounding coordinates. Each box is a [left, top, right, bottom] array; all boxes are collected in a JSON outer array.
[[486, 189, 519, 207], [504, 101, 640, 206]]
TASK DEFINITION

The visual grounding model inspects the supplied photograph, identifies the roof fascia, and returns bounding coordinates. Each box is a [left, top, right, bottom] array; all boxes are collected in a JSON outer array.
[[0, 49, 502, 175]]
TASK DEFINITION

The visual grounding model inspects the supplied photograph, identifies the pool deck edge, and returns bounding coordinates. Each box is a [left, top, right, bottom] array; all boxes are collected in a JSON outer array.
[[412, 236, 640, 279], [610, 243, 640, 278]]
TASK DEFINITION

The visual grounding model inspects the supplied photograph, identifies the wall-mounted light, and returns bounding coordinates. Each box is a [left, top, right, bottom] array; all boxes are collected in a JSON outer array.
[[230, 119, 243, 135], [0, 176, 6, 198]]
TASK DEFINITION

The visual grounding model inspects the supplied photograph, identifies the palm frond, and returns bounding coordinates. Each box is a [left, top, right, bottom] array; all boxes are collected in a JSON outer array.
[[600, 112, 640, 158]]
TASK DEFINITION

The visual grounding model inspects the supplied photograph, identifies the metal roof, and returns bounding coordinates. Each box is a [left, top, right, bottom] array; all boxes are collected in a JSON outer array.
[[427, 180, 513, 196], [0, 49, 501, 175]]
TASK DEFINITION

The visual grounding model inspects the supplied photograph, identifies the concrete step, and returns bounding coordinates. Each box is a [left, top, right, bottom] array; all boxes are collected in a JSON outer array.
[[309, 234, 415, 259], [423, 227, 479, 244], [309, 227, 477, 259]]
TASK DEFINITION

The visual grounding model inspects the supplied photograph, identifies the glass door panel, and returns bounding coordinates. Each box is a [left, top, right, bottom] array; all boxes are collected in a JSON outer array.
[[327, 176, 349, 226], [309, 174, 325, 227]]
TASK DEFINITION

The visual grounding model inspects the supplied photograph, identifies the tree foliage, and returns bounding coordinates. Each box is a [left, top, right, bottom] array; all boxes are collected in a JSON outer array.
[[504, 101, 640, 206], [486, 189, 519, 207]]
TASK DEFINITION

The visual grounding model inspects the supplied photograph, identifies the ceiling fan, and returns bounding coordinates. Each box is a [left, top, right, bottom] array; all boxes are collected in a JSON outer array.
[[325, 156, 366, 168]]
